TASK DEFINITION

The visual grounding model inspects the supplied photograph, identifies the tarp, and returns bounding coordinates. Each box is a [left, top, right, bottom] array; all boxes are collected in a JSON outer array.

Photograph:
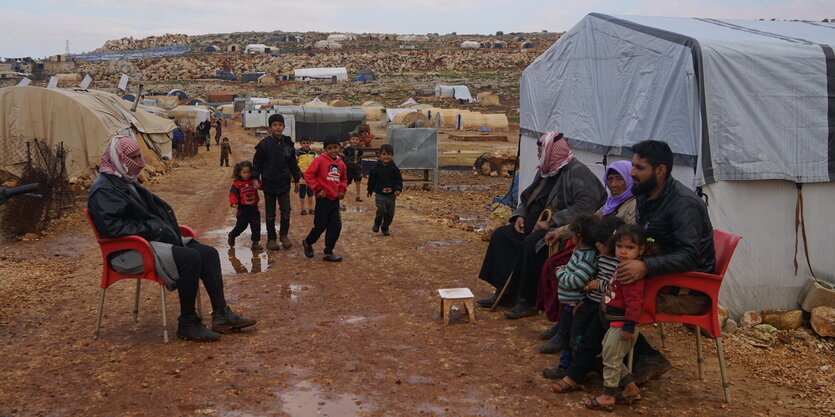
[[294, 67, 348, 82], [245, 106, 364, 141], [519, 13, 835, 315], [434, 85, 474, 102], [0, 86, 174, 179], [388, 128, 438, 170]]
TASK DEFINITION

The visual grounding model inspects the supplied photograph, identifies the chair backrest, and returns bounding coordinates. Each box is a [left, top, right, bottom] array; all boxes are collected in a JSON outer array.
[[84, 209, 102, 240], [712, 229, 742, 277]]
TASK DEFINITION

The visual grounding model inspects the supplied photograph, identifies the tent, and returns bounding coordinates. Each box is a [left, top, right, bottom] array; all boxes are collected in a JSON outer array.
[[0, 86, 174, 179], [207, 91, 237, 103], [460, 41, 480, 50], [167, 89, 188, 100], [203, 45, 221, 52], [245, 44, 272, 54], [356, 69, 376, 82], [226, 44, 241, 53], [361, 101, 383, 108], [434, 85, 474, 102], [392, 111, 429, 127], [294, 67, 348, 82], [257, 74, 277, 85], [314, 40, 343, 50], [520, 13, 835, 315], [327, 34, 350, 42], [400, 97, 419, 108], [329, 100, 349, 107], [241, 72, 266, 84], [164, 105, 212, 128], [456, 113, 509, 131], [269, 106, 365, 141], [432, 108, 472, 128], [477, 92, 500, 106]]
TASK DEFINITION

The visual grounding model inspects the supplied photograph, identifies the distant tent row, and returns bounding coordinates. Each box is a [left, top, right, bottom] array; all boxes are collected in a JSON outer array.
[[0, 86, 175, 179]]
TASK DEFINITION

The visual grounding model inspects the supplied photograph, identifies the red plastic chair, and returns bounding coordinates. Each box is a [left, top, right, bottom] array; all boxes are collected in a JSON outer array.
[[85, 209, 202, 343], [638, 229, 741, 402]]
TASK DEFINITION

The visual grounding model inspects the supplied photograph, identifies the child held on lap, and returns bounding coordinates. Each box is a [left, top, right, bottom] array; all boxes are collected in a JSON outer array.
[[586, 223, 651, 411], [301, 135, 347, 262], [227, 161, 262, 250], [366, 144, 403, 236], [555, 214, 600, 369], [295, 136, 317, 216]]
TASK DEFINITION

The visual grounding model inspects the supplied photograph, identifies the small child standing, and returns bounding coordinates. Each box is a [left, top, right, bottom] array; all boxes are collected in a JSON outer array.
[[295, 136, 317, 215], [342, 135, 364, 202], [220, 137, 231, 167], [227, 161, 262, 250], [585, 224, 649, 411], [366, 144, 403, 236], [301, 135, 347, 262], [553, 214, 599, 371]]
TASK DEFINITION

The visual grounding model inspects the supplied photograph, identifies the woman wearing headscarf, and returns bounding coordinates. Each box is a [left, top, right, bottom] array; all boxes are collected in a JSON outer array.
[[476, 133, 607, 318], [88, 135, 256, 342]]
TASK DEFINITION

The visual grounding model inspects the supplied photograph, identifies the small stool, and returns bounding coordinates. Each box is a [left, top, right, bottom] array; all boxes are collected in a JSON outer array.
[[438, 288, 475, 325]]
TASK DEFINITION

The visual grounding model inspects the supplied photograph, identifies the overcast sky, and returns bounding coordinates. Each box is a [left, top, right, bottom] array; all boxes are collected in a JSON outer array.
[[1, 0, 833, 58]]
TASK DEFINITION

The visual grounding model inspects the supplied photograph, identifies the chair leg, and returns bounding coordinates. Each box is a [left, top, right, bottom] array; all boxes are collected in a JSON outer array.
[[716, 337, 732, 403], [133, 280, 141, 323], [160, 286, 169, 344], [659, 322, 667, 348], [695, 326, 705, 380], [93, 288, 106, 339]]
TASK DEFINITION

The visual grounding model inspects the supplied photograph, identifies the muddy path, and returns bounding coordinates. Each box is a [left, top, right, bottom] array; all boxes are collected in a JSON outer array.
[[0, 123, 831, 417]]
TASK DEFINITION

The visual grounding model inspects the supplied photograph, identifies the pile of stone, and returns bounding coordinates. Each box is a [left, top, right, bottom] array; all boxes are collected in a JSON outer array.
[[473, 152, 516, 177], [94, 34, 189, 53]]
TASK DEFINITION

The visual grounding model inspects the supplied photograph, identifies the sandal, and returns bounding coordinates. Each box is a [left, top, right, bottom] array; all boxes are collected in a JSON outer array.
[[551, 378, 580, 393], [615, 393, 642, 405], [583, 397, 614, 412]]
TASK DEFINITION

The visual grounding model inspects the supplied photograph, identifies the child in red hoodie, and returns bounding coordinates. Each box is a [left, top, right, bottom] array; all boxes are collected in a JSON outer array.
[[228, 161, 262, 250], [585, 224, 651, 411], [301, 135, 347, 262]]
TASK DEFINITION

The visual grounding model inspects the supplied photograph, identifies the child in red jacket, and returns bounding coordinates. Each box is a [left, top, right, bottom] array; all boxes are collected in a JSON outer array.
[[228, 161, 262, 250], [301, 135, 347, 262], [585, 224, 651, 411]]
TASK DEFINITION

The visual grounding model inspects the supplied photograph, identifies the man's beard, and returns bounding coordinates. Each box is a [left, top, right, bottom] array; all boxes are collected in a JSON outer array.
[[631, 174, 657, 196]]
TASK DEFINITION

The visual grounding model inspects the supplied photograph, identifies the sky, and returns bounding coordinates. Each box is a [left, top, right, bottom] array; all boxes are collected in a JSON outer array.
[[1, 0, 834, 58]]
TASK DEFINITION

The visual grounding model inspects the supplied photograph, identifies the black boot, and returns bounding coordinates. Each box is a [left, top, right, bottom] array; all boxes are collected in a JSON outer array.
[[475, 290, 515, 308], [505, 301, 538, 319], [177, 314, 220, 342], [212, 306, 257, 333]]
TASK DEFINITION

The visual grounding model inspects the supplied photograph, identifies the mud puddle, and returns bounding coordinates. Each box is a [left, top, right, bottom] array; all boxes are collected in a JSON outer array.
[[278, 380, 368, 417], [205, 224, 273, 275], [439, 184, 492, 192], [342, 205, 370, 213], [455, 216, 490, 232], [414, 240, 466, 249]]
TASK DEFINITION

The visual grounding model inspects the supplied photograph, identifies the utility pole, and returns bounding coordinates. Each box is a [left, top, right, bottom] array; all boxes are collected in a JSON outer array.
[[65, 40, 70, 55]]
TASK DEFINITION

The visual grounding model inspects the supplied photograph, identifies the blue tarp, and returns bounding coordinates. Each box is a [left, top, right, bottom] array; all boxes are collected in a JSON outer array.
[[215, 71, 237, 81], [69, 45, 189, 61], [491, 173, 519, 209]]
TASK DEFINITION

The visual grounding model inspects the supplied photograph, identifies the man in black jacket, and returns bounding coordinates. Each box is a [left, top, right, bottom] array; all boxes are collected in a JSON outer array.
[[617, 139, 715, 383], [253, 114, 301, 250]]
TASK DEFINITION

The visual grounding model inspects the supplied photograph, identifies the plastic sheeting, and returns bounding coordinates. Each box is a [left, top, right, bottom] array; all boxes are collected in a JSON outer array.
[[434, 85, 474, 102], [294, 68, 348, 82], [388, 128, 438, 170]]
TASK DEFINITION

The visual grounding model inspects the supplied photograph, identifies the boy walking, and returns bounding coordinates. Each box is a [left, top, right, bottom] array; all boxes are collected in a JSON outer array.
[[366, 144, 403, 236], [302, 135, 347, 262], [295, 136, 317, 215], [342, 134, 364, 202], [220, 137, 231, 167], [253, 114, 301, 251]]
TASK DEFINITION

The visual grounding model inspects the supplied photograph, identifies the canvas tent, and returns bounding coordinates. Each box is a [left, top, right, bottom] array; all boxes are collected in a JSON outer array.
[[294, 67, 348, 82], [0, 86, 174, 179], [519, 13, 835, 315], [434, 85, 474, 102]]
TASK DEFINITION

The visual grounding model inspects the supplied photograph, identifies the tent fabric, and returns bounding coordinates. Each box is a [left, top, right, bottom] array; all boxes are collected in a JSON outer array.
[[520, 13, 835, 186], [294, 67, 348, 82], [0, 86, 173, 179], [434, 85, 474, 103], [456, 113, 509, 131], [389, 128, 438, 170], [519, 13, 835, 315], [400, 98, 419, 107], [268, 106, 365, 141]]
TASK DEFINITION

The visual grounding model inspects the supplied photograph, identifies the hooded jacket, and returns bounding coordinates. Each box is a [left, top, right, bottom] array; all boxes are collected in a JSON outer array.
[[88, 173, 182, 246], [252, 134, 302, 194], [304, 153, 348, 200], [636, 175, 715, 276]]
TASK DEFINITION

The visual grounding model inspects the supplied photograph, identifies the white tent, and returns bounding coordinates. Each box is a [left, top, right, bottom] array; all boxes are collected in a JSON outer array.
[[244, 44, 272, 54], [520, 13, 835, 315], [434, 85, 474, 103], [294, 67, 348, 82]]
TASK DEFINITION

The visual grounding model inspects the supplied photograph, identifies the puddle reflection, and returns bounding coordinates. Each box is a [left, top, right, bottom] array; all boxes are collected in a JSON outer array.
[[223, 247, 270, 275], [279, 380, 365, 417]]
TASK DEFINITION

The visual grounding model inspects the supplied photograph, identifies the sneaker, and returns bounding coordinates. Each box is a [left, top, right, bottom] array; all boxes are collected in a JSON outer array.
[[632, 353, 672, 386], [372, 224, 380, 233], [323, 253, 343, 262], [227, 232, 235, 247], [211, 306, 257, 333], [355, 197, 363, 202], [177, 314, 220, 342], [539, 324, 559, 340], [302, 239, 314, 258], [251, 241, 263, 250], [279, 234, 293, 249], [266, 240, 281, 250], [381, 228, 390, 236], [539, 341, 561, 354], [542, 365, 568, 380]]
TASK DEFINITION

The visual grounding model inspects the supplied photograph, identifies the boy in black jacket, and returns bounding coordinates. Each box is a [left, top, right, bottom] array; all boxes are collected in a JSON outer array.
[[366, 144, 403, 236], [252, 114, 302, 251]]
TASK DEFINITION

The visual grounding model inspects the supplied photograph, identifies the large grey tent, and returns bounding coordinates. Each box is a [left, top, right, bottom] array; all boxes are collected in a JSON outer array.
[[520, 14, 835, 315]]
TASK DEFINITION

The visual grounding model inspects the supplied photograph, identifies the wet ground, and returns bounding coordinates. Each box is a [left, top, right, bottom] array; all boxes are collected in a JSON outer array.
[[0, 122, 832, 416]]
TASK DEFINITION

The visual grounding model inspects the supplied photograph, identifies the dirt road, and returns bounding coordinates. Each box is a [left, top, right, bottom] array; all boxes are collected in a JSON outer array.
[[0, 124, 831, 417]]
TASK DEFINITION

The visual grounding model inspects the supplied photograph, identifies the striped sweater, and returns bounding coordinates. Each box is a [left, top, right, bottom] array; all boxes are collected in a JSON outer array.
[[557, 247, 598, 304], [586, 255, 618, 303]]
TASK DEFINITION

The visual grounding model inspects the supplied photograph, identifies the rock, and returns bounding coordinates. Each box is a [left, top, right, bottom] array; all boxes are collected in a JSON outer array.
[[718, 305, 729, 328], [762, 310, 803, 330], [798, 278, 835, 312], [722, 319, 738, 334], [810, 306, 835, 337], [754, 324, 778, 333], [740, 311, 762, 328]]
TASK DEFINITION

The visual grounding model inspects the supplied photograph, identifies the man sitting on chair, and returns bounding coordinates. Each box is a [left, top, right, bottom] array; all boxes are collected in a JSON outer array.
[[616, 140, 715, 382]]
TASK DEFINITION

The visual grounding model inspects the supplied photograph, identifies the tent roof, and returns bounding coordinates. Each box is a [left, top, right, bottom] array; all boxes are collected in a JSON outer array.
[[521, 13, 835, 185]]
